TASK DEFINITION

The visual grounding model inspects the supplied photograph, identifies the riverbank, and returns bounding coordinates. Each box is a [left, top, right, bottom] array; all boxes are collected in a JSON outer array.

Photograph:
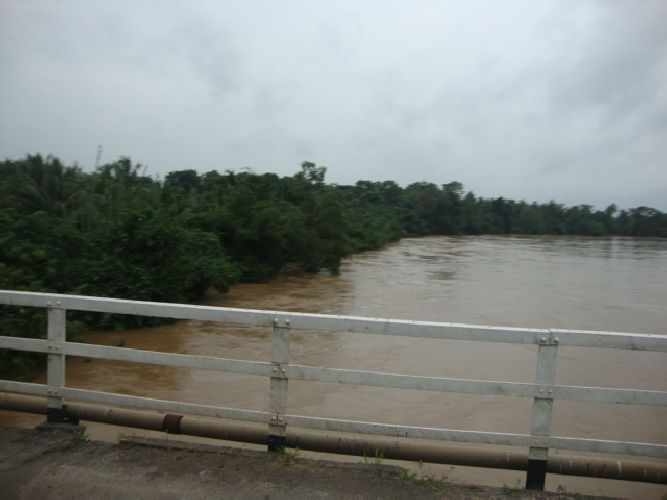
[[0, 425, 612, 499]]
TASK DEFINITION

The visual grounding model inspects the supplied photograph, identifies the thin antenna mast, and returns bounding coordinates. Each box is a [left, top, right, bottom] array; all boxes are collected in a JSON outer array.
[[95, 145, 103, 169]]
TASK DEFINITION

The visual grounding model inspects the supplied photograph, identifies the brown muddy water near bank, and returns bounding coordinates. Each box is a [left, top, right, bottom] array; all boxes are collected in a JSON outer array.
[[2, 236, 666, 498]]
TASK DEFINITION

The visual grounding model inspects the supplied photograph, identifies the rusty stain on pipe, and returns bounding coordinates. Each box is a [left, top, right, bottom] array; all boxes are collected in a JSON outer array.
[[1, 393, 664, 484]]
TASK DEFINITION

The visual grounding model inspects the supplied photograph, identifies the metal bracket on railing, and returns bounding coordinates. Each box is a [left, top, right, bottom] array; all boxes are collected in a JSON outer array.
[[46, 343, 61, 353], [537, 334, 560, 346], [273, 317, 292, 328], [271, 362, 288, 379], [536, 387, 555, 399], [269, 413, 286, 427]]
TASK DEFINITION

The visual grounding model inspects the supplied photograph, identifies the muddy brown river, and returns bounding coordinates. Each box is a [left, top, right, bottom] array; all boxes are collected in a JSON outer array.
[[2, 236, 666, 498]]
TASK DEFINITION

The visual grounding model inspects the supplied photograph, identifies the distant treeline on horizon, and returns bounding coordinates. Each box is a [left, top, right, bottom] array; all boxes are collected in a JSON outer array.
[[1, 154, 665, 370]]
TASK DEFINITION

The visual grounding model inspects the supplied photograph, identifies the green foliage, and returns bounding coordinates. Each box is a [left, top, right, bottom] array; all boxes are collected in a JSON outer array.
[[399, 467, 417, 481], [362, 448, 385, 465], [276, 446, 300, 466], [1, 153, 666, 372], [72, 425, 89, 440]]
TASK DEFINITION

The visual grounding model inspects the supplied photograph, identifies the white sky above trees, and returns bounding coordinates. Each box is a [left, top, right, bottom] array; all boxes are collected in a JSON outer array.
[[1, 0, 666, 210]]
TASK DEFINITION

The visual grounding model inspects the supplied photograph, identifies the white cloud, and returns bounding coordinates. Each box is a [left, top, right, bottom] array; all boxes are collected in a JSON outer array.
[[1, 0, 665, 209]]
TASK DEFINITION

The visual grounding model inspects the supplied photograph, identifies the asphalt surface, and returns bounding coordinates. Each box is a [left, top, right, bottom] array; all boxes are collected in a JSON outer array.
[[0, 425, 612, 499]]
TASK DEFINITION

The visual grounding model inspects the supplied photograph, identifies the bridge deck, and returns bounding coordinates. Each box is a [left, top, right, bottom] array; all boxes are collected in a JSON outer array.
[[0, 425, 599, 499]]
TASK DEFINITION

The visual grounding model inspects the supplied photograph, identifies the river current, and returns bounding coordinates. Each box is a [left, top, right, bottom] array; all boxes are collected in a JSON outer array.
[[2, 236, 666, 498]]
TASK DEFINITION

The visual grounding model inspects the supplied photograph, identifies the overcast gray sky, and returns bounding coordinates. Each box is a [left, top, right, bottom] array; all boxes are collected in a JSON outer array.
[[1, 0, 666, 210]]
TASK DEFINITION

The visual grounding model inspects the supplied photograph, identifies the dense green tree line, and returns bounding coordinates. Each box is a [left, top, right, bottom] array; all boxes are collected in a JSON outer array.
[[1, 154, 665, 372]]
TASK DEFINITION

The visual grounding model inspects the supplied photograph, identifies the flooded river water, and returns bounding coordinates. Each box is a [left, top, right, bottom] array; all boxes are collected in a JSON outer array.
[[2, 236, 666, 498]]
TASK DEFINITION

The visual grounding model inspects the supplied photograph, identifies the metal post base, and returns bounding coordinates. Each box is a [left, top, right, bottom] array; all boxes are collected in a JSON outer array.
[[268, 434, 285, 452], [525, 459, 547, 490], [46, 406, 79, 425]]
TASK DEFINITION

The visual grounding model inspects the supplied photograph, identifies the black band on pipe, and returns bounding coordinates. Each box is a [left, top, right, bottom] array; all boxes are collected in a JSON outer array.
[[162, 414, 183, 434]]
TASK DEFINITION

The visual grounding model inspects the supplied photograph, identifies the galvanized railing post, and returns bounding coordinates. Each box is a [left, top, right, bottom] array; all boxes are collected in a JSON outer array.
[[526, 332, 559, 490], [46, 302, 66, 422], [268, 317, 290, 451]]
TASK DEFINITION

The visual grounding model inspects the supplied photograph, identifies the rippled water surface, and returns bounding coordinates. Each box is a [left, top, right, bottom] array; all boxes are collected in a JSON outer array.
[[3, 236, 666, 498]]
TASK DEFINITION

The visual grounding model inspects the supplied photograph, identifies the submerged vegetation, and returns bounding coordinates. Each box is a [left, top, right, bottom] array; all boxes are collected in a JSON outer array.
[[1, 154, 666, 372]]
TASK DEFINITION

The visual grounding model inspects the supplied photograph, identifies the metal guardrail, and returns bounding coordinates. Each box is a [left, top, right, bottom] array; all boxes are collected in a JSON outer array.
[[1, 290, 666, 490]]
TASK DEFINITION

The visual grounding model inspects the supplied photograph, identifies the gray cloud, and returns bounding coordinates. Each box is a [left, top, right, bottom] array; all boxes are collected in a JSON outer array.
[[1, 0, 665, 210]]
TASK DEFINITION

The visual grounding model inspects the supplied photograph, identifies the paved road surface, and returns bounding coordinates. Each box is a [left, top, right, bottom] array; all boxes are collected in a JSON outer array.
[[0, 426, 610, 499]]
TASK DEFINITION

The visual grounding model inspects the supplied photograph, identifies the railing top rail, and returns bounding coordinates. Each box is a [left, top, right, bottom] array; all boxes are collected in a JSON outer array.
[[1, 290, 666, 351]]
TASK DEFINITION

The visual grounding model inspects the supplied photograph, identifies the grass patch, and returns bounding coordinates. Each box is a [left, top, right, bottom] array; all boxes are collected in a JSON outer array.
[[73, 425, 89, 440], [276, 446, 300, 466], [398, 463, 452, 492], [362, 448, 384, 465]]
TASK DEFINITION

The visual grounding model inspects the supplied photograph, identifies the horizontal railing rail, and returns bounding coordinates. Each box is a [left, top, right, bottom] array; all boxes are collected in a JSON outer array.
[[1, 290, 666, 490], [2, 290, 665, 350], [2, 338, 665, 406]]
